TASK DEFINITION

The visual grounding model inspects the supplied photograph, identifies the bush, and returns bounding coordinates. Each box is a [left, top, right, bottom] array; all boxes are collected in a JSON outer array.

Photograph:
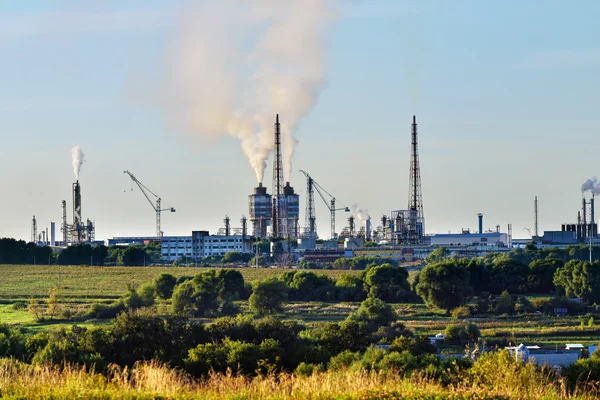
[[328, 350, 361, 370], [295, 362, 317, 376], [347, 298, 397, 328], [362, 264, 412, 302], [11, 301, 26, 311], [87, 300, 125, 319], [153, 273, 177, 299], [451, 306, 471, 319], [249, 278, 288, 316]]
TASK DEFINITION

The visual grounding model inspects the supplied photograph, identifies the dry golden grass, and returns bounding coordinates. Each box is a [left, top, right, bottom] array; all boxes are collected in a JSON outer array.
[[0, 358, 595, 400]]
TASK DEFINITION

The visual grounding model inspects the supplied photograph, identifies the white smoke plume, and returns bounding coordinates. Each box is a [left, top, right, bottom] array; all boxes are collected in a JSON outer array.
[[582, 177, 600, 195], [163, 0, 337, 183], [71, 146, 85, 181], [351, 204, 370, 225]]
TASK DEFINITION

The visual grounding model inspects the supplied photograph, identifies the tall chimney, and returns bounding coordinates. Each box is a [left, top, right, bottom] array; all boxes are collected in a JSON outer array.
[[592, 195, 596, 226], [583, 198, 587, 226], [477, 213, 483, 235]]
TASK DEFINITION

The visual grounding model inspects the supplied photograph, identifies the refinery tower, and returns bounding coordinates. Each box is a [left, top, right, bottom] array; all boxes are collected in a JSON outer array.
[[249, 114, 299, 239]]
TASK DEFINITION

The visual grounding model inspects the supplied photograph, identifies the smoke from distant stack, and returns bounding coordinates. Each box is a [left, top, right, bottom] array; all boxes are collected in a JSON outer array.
[[162, 0, 337, 183], [71, 146, 84, 181]]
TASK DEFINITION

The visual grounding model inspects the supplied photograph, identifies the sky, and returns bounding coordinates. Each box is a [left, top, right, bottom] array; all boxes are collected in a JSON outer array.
[[0, 0, 599, 242]]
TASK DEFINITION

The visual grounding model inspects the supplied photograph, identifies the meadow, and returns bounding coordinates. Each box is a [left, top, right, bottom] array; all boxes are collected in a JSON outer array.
[[1, 264, 600, 349]]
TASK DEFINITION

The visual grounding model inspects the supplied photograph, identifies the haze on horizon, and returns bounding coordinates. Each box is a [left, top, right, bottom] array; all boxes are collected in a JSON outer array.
[[0, 0, 599, 242]]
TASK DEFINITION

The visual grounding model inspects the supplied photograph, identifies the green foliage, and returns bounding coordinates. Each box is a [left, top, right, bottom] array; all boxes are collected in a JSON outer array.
[[528, 259, 562, 293], [416, 261, 473, 312], [117, 245, 148, 266], [444, 322, 480, 343], [554, 260, 600, 303], [285, 271, 336, 301], [425, 247, 450, 264], [123, 284, 154, 309], [153, 273, 177, 299], [57, 243, 107, 266], [362, 263, 411, 302], [335, 274, 366, 302], [248, 255, 269, 267], [0, 238, 55, 265], [249, 277, 288, 315], [222, 252, 253, 263], [171, 270, 221, 317], [451, 306, 471, 319], [347, 298, 397, 327], [185, 338, 281, 376]]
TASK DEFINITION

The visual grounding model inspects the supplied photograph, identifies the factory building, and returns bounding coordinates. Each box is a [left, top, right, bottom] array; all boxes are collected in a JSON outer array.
[[192, 230, 250, 259], [105, 237, 161, 246], [429, 232, 510, 247], [249, 183, 272, 238], [557, 195, 598, 243], [160, 232, 252, 262], [161, 236, 193, 262]]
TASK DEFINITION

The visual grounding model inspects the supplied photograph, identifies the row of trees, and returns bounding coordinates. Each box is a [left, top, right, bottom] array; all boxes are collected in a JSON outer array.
[[415, 258, 600, 312]]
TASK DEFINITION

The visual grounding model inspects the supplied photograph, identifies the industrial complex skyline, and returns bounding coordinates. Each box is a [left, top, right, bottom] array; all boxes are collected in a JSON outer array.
[[1, 0, 599, 241]]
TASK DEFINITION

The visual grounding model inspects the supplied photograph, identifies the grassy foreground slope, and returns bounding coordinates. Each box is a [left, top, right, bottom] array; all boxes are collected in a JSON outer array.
[[0, 265, 362, 300], [0, 358, 593, 400]]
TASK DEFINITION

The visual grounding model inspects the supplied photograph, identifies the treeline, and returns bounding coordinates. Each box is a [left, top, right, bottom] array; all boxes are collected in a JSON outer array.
[[0, 239, 162, 266], [415, 255, 600, 313]]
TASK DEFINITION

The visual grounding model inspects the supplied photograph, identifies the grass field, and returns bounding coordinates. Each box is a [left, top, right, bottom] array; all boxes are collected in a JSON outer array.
[[1, 264, 600, 349], [0, 265, 363, 300]]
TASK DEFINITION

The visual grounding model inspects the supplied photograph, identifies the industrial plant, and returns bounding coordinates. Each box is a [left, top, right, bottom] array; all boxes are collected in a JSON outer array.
[[26, 115, 600, 264]]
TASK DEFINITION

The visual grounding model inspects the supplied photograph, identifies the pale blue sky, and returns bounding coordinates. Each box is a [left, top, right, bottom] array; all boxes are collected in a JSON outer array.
[[0, 0, 599, 241]]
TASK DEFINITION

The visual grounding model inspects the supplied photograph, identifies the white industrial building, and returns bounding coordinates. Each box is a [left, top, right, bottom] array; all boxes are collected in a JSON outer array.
[[161, 236, 193, 262], [160, 231, 252, 262], [429, 232, 510, 247]]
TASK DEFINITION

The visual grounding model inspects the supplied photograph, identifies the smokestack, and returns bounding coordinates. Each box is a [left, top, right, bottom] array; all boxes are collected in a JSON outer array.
[[583, 198, 587, 226], [366, 218, 372, 241], [73, 181, 82, 243], [50, 222, 56, 246], [534, 196, 539, 238], [241, 216, 247, 239], [477, 213, 483, 235], [592, 195, 596, 226], [224, 215, 230, 236]]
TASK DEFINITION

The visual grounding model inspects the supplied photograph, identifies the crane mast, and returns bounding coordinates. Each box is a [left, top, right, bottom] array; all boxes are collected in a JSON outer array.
[[123, 170, 175, 237], [300, 170, 349, 239]]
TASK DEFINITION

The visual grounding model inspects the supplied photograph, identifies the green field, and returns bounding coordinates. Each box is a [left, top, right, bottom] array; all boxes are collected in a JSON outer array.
[[0, 265, 362, 300], [1, 264, 600, 348]]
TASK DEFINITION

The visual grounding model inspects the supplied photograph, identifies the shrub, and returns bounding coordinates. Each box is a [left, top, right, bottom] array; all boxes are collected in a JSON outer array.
[[295, 362, 316, 376], [153, 273, 177, 299], [451, 306, 471, 319], [328, 350, 361, 370], [11, 301, 26, 311], [347, 298, 397, 328], [249, 278, 288, 316]]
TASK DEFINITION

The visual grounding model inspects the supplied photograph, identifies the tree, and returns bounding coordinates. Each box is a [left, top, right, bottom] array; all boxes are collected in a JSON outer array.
[[425, 247, 450, 264], [171, 270, 222, 316], [118, 245, 147, 266], [528, 259, 562, 293], [153, 273, 177, 299], [416, 261, 472, 313], [554, 260, 600, 303], [335, 274, 366, 302], [286, 271, 335, 301], [491, 258, 529, 293], [216, 269, 246, 300], [347, 297, 397, 327], [249, 277, 288, 315], [362, 264, 411, 302]]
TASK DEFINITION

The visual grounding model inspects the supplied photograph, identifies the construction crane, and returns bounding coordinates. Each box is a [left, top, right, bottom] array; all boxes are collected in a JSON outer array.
[[300, 170, 349, 239], [123, 170, 175, 237]]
